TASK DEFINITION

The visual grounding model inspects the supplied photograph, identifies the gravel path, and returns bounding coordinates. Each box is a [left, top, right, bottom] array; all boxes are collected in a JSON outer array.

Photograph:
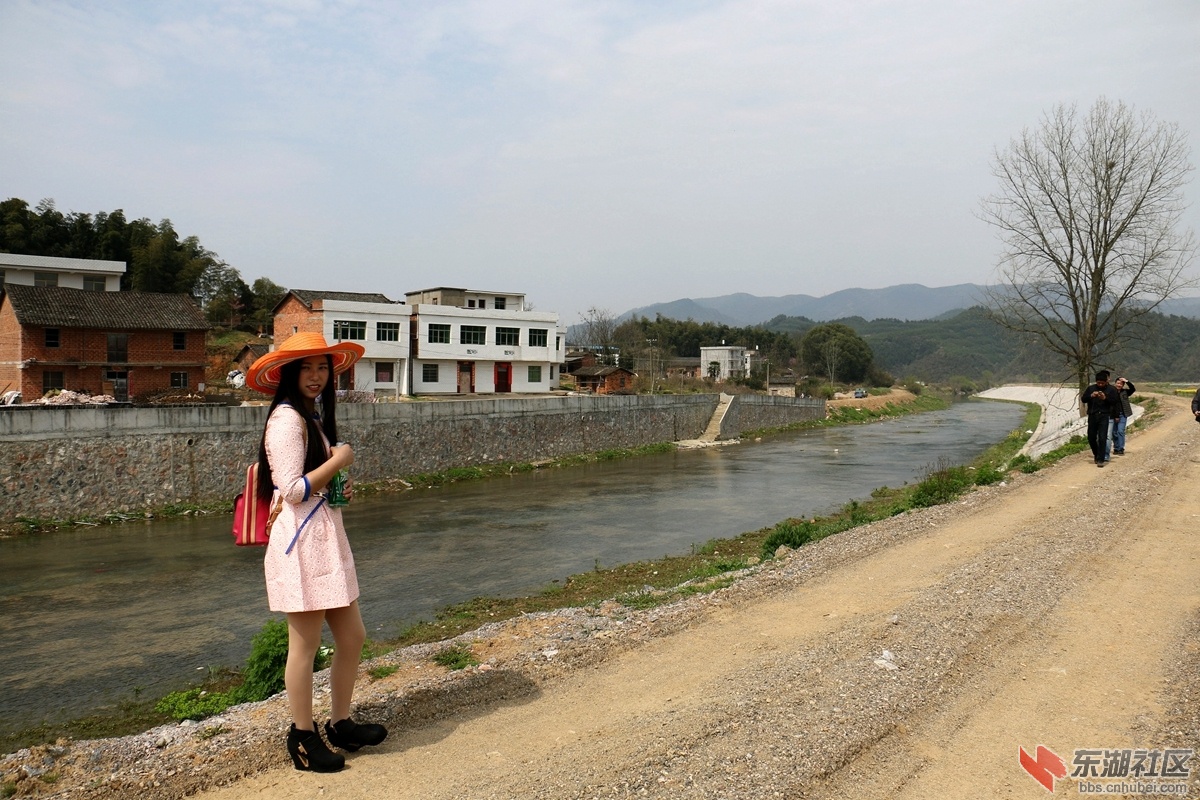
[[5, 392, 1199, 799]]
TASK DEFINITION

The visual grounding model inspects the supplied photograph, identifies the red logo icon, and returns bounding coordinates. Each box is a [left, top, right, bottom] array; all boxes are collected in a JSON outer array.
[[1019, 744, 1068, 792]]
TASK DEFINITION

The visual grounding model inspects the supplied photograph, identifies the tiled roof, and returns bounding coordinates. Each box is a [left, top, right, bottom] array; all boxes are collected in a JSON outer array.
[[573, 366, 635, 377], [288, 289, 398, 306], [235, 343, 270, 361], [1, 285, 210, 329]]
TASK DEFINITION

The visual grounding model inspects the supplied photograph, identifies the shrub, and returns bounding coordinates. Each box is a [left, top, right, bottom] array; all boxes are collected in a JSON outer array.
[[973, 464, 1005, 486], [233, 619, 292, 704], [761, 519, 815, 559], [155, 687, 234, 722], [909, 461, 974, 508]]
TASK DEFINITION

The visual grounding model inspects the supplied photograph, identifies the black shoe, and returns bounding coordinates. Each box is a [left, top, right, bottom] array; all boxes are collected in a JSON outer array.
[[325, 717, 389, 752], [287, 723, 345, 772]]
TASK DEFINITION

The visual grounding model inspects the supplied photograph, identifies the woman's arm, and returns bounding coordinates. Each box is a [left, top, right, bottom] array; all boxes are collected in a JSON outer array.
[[266, 407, 354, 502]]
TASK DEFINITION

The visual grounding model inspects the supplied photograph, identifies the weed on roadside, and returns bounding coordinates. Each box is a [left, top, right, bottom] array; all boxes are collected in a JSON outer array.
[[432, 644, 479, 670]]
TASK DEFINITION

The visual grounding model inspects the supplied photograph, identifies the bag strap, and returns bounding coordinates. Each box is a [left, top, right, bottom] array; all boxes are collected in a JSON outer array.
[[285, 497, 326, 555], [265, 495, 284, 532], [275, 403, 320, 553]]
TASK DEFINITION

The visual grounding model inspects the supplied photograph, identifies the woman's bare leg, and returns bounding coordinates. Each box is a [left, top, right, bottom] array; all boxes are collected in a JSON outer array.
[[285, 610, 326, 729], [324, 601, 366, 722]]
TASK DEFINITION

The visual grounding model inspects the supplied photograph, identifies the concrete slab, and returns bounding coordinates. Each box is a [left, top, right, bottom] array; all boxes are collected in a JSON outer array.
[[978, 383, 1142, 458]]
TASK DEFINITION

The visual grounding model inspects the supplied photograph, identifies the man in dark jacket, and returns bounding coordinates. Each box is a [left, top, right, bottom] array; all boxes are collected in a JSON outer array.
[[1111, 376, 1136, 455], [1081, 370, 1120, 467]]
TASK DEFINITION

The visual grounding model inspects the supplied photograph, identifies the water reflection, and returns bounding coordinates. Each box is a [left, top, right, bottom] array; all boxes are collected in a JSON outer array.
[[0, 399, 1022, 732]]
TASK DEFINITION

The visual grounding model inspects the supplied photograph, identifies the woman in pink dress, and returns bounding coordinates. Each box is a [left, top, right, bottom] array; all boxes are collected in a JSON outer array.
[[247, 332, 387, 773]]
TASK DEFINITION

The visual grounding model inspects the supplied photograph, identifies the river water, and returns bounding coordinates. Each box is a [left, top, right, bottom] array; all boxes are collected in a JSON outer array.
[[0, 399, 1024, 733]]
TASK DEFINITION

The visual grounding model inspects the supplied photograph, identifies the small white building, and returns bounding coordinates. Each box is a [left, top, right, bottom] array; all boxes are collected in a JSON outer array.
[[0, 253, 125, 291], [406, 287, 563, 394], [700, 345, 747, 381], [322, 299, 412, 396]]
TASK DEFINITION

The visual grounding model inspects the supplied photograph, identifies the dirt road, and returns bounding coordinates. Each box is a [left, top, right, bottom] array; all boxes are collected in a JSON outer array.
[[180, 394, 1200, 799], [11, 394, 1200, 799]]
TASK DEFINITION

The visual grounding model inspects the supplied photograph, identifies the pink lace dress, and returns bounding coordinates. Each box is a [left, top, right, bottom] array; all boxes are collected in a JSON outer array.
[[262, 404, 359, 612]]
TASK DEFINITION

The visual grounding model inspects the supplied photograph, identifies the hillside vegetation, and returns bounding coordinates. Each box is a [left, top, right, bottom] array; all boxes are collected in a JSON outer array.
[[764, 306, 1200, 386]]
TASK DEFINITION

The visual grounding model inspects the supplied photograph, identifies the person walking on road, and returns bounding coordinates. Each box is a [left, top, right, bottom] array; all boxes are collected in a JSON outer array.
[[1111, 376, 1136, 455], [1081, 370, 1120, 467]]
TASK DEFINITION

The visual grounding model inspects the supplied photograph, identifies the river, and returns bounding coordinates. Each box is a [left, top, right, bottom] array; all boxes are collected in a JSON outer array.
[[0, 399, 1024, 734]]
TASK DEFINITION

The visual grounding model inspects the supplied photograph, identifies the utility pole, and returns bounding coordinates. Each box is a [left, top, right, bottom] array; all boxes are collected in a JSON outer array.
[[646, 338, 657, 394]]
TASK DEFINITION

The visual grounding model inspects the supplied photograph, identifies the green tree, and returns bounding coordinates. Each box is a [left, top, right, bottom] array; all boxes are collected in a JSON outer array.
[[981, 98, 1197, 392], [799, 323, 873, 384], [249, 277, 287, 333]]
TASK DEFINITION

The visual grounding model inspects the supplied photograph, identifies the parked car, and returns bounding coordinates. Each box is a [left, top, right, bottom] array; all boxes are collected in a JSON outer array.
[[853, 388, 867, 398]]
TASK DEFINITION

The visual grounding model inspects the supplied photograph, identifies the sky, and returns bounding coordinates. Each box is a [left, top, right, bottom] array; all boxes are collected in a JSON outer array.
[[2, 1, 1198, 326]]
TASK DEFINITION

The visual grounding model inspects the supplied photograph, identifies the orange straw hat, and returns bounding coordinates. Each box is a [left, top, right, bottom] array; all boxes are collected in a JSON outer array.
[[246, 332, 365, 394]]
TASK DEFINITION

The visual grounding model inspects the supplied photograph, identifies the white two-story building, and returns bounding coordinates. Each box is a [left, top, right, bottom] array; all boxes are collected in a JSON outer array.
[[406, 287, 564, 394]]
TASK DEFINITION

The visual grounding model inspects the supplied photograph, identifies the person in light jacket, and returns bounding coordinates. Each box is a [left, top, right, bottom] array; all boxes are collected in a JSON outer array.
[[1110, 376, 1136, 456]]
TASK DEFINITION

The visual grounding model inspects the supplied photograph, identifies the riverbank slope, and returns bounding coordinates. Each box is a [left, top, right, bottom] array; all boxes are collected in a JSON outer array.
[[6, 392, 1198, 797]]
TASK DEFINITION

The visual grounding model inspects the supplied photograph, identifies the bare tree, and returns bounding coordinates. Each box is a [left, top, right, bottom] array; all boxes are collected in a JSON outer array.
[[822, 340, 841, 391], [981, 98, 1196, 391], [579, 307, 619, 364]]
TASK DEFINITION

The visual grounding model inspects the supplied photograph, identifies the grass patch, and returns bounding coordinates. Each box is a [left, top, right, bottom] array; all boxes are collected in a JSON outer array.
[[432, 644, 479, 670], [369, 665, 399, 680], [1133, 395, 1162, 426], [0, 698, 171, 756], [1, 500, 234, 536]]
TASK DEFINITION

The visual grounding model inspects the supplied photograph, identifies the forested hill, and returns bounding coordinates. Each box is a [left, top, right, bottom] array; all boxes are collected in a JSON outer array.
[[764, 307, 1200, 385], [0, 197, 284, 331]]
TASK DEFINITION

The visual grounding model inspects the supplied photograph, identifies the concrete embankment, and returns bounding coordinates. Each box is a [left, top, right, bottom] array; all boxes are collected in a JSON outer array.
[[0, 393, 825, 526]]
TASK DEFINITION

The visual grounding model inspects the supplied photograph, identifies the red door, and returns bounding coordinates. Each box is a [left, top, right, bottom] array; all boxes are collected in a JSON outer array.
[[494, 362, 512, 392]]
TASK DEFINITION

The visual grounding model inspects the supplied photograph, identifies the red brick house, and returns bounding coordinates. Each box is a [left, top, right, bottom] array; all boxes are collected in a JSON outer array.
[[271, 289, 403, 391], [0, 285, 209, 402], [572, 365, 637, 394], [272, 290, 397, 346]]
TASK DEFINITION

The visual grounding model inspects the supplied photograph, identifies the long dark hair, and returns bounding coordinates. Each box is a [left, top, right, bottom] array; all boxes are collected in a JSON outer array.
[[256, 355, 341, 500]]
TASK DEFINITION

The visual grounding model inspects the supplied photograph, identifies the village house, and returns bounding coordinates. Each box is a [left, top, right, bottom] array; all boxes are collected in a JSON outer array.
[[571, 365, 637, 394], [0, 284, 209, 402], [232, 342, 270, 374], [700, 344, 747, 381], [406, 287, 564, 394], [0, 253, 125, 292], [272, 289, 410, 396], [270, 286, 564, 396]]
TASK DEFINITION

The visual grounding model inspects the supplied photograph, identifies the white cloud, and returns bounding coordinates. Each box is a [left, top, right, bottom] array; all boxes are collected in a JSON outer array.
[[1, 0, 1197, 322]]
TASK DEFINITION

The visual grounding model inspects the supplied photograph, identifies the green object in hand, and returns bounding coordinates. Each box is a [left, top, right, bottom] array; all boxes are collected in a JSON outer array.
[[329, 469, 349, 507]]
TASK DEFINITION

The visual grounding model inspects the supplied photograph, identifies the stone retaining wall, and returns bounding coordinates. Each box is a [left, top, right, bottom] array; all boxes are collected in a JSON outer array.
[[0, 393, 828, 524], [719, 394, 826, 438], [0, 395, 714, 523]]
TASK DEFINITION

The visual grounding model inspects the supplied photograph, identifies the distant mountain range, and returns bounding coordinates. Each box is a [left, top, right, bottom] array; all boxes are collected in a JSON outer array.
[[620, 283, 1200, 325]]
